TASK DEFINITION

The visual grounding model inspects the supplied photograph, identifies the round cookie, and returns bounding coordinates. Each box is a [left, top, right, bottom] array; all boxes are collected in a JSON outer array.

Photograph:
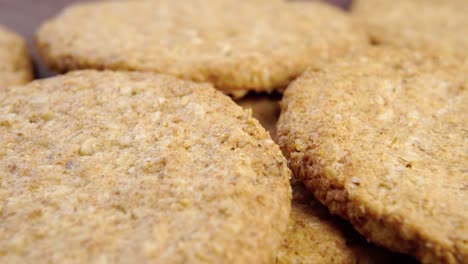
[[277, 48, 468, 263], [277, 182, 416, 264], [0, 25, 33, 88], [0, 70, 291, 263], [235, 93, 415, 264], [352, 0, 468, 57], [36, 0, 368, 97]]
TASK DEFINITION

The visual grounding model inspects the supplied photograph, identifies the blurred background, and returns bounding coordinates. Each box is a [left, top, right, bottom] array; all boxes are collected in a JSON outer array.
[[0, 0, 351, 78]]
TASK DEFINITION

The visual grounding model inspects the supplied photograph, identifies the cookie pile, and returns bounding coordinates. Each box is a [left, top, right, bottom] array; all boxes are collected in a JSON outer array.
[[0, 0, 466, 263]]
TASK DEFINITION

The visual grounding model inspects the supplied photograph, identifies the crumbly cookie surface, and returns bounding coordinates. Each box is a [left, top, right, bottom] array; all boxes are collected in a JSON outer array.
[[277, 182, 415, 264], [36, 0, 367, 97], [0, 70, 291, 263], [352, 0, 468, 57], [236, 94, 414, 264], [0, 25, 32, 88], [277, 48, 468, 264]]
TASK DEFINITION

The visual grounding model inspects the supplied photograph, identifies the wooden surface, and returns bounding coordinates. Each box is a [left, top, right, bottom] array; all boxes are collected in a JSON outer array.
[[0, 0, 351, 79]]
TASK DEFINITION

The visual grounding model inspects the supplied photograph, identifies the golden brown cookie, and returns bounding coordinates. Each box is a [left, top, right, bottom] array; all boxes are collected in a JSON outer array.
[[36, 0, 367, 97], [0, 25, 33, 88], [352, 0, 468, 57], [0, 70, 291, 263], [277, 182, 416, 264], [235, 93, 415, 264], [277, 47, 468, 263]]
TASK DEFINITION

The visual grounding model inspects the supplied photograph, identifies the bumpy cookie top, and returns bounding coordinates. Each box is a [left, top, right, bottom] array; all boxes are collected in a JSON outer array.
[[36, 0, 367, 97], [0, 25, 32, 88], [0, 70, 291, 263], [236, 93, 413, 264], [352, 0, 468, 57], [277, 48, 467, 263]]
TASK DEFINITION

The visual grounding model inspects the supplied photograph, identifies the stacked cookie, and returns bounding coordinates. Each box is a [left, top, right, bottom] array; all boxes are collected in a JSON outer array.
[[0, 0, 466, 263]]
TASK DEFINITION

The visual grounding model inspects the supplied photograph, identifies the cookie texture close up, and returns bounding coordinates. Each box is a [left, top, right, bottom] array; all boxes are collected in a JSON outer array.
[[277, 47, 467, 264], [236, 93, 415, 264], [352, 0, 468, 57], [36, 0, 367, 97], [277, 182, 416, 264], [0, 25, 33, 88], [0, 70, 291, 263]]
